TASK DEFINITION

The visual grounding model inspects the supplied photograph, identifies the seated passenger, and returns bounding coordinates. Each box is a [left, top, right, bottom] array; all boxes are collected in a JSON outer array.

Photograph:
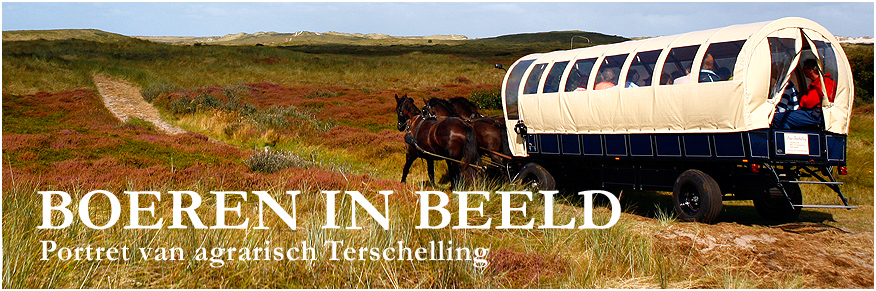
[[625, 70, 640, 88], [698, 53, 721, 82], [594, 68, 617, 90], [804, 61, 837, 103], [771, 59, 836, 130], [574, 73, 589, 91], [660, 73, 673, 85], [774, 82, 800, 113]]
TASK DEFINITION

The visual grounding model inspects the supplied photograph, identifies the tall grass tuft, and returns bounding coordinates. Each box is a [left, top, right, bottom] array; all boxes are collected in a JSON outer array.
[[244, 148, 312, 173]]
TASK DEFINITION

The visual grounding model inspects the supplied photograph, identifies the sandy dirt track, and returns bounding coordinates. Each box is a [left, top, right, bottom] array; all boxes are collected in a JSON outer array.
[[93, 74, 186, 135]]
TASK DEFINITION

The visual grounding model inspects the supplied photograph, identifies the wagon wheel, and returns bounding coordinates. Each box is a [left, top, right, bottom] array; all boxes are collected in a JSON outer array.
[[515, 162, 556, 191], [753, 183, 802, 222], [672, 169, 723, 223]]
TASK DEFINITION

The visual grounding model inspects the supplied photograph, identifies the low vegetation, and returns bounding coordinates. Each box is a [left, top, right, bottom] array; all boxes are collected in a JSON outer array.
[[468, 87, 502, 110], [842, 44, 874, 105]]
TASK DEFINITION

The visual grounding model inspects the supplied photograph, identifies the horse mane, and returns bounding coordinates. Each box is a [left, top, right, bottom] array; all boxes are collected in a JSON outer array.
[[425, 98, 461, 117], [448, 96, 483, 119]]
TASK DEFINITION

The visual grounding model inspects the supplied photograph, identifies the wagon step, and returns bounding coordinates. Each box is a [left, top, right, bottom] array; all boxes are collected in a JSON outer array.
[[766, 164, 854, 210], [792, 204, 858, 209], [780, 180, 844, 185]]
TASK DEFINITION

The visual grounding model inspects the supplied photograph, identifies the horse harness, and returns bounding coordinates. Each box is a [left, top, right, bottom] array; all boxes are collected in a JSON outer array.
[[412, 112, 513, 162], [404, 115, 484, 171]]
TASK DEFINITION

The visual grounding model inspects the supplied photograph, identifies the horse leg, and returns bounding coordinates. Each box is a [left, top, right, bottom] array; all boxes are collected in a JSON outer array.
[[446, 159, 458, 190], [400, 150, 417, 183], [426, 159, 436, 185]]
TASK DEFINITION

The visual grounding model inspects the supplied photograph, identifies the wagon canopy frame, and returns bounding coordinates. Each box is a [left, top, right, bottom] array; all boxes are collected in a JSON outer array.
[[501, 17, 854, 147]]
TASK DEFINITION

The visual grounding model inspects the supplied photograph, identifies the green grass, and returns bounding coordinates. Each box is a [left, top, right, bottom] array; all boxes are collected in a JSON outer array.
[[3, 29, 133, 42], [1, 37, 534, 96], [1, 27, 639, 97]]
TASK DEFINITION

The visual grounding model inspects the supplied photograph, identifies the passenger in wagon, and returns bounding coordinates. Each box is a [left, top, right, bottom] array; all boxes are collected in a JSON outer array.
[[771, 59, 836, 130], [625, 70, 640, 88], [574, 73, 589, 91], [800, 59, 837, 103], [660, 73, 673, 85], [698, 53, 722, 82], [594, 68, 617, 90], [774, 82, 800, 113]]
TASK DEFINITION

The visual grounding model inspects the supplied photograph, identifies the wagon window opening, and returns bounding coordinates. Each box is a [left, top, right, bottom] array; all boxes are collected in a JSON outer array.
[[504, 59, 535, 120], [564, 58, 597, 92], [768, 37, 797, 99], [523, 63, 548, 95], [625, 50, 661, 88], [811, 39, 839, 101], [659, 45, 700, 85], [594, 54, 629, 90], [699, 40, 745, 83], [543, 61, 570, 93]]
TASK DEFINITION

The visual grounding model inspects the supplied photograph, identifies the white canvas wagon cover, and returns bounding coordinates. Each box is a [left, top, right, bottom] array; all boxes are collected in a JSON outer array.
[[502, 17, 855, 140]]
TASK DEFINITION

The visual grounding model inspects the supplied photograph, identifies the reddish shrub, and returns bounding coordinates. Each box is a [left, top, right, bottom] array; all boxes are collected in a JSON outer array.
[[3, 82, 488, 195], [454, 76, 472, 84], [486, 248, 570, 286]]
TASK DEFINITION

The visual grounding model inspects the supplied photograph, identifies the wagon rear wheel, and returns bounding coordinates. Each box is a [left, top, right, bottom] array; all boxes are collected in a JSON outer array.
[[515, 162, 556, 191], [672, 169, 723, 223], [753, 184, 802, 222]]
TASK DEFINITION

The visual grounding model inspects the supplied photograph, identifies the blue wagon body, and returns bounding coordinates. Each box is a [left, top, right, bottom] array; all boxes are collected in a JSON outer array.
[[524, 130, 846, 164]]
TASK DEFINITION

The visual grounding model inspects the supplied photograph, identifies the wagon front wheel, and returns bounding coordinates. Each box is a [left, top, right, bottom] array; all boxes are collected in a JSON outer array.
[[673, 169, 723, 223], [515, 162, 556, 191]]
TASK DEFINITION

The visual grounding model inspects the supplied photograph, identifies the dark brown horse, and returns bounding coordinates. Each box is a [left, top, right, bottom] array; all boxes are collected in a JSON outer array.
[[422, 97, 511, 170], [448, 97, 484, 120], [421, 98, 459, 119], [396, 94, 479, 189], [422, 97, 483, 120]]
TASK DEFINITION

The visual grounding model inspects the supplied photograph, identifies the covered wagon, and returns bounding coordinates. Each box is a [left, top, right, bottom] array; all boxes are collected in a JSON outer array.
[[500, 17, 856, 223]]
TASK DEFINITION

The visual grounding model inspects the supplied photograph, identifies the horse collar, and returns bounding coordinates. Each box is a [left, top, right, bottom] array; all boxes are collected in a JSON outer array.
[[406, 115, 426, 140]]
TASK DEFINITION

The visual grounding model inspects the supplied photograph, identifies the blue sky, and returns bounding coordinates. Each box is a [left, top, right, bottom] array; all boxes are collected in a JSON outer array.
[[2, 2, 873, 38]]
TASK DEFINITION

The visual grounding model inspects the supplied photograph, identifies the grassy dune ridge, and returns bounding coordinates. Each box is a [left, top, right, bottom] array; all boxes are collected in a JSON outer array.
[[1, 35, 539, 97], [2, 30, 874, 288]]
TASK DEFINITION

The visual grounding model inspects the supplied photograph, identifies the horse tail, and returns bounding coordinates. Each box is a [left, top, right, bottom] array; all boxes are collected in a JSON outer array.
[[462, 123, 480, 175], [499, 125, 512, 157], [487, 118, 512, 157]]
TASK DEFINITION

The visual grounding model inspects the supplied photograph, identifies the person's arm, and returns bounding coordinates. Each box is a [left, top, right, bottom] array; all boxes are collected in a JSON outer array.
[[799, 82, 822, 109]]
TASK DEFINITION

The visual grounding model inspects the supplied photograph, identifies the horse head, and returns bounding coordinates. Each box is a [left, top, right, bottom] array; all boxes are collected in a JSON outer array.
[[422, 98, 435, 118], [394, 94, 420, 131]]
